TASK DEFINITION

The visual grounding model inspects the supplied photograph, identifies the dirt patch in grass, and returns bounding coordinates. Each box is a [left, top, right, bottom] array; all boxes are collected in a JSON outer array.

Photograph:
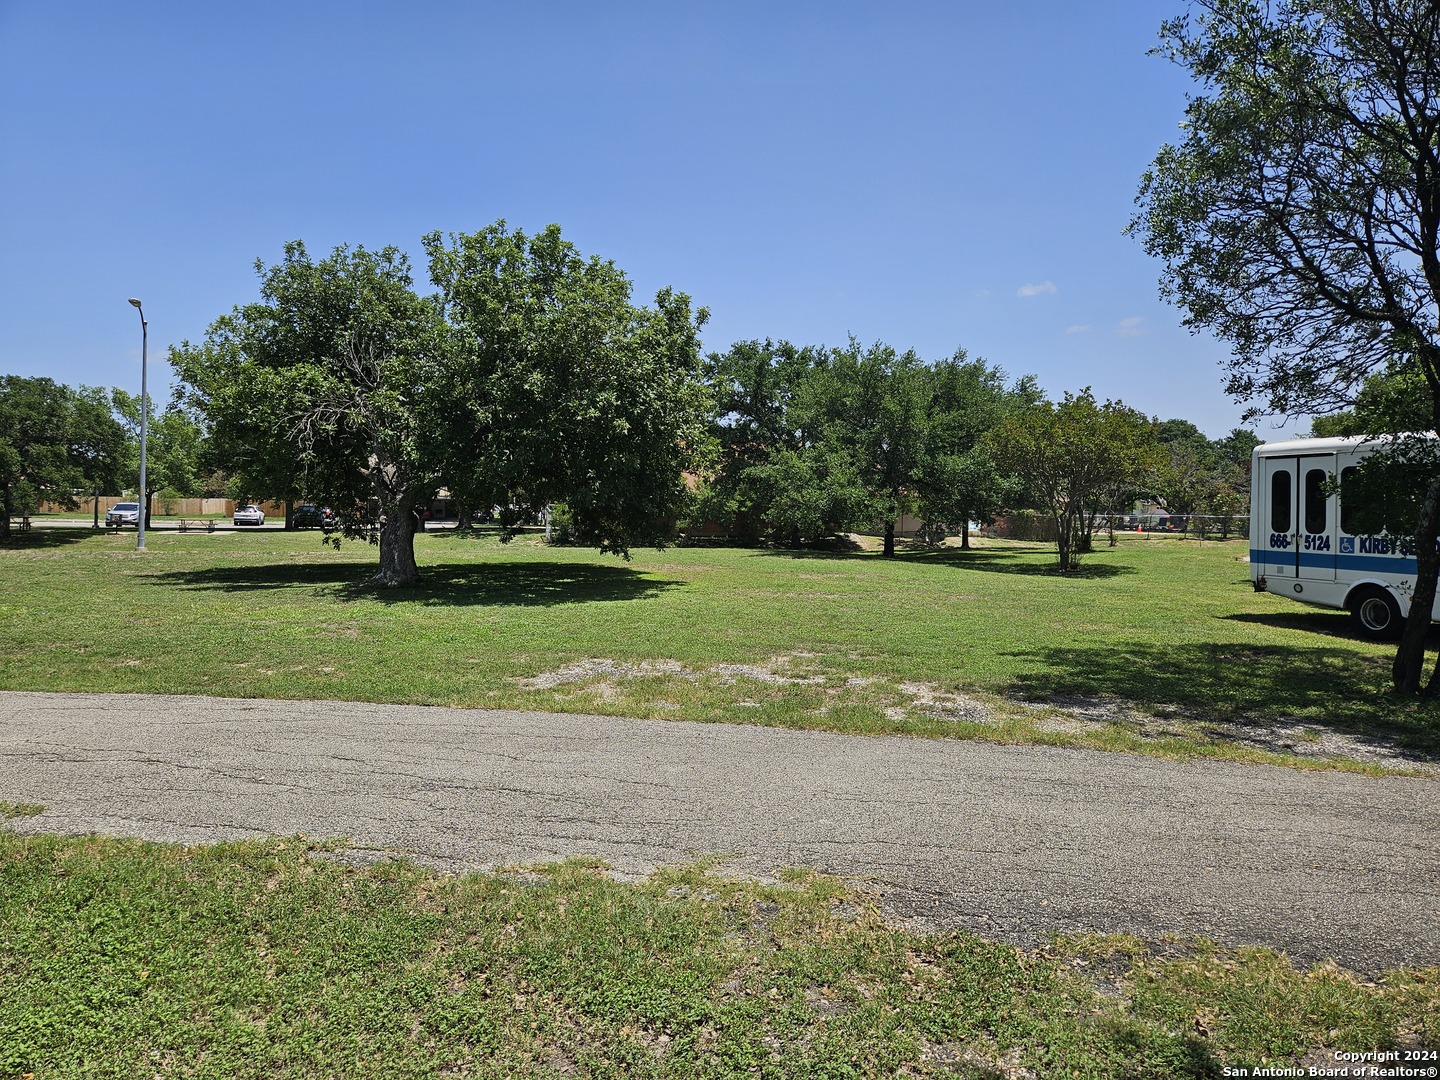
[[1021, 694, 1435, 771], [515, 656, 1432, 771], [515, 654, 829, 691], [896, 681, 995, 723], [1203, 718, 1436, 768], [516, 658, 694, 689]]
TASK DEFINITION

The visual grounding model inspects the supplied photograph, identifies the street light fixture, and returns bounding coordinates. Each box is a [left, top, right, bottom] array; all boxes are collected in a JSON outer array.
[[128, 298, 148, 551]]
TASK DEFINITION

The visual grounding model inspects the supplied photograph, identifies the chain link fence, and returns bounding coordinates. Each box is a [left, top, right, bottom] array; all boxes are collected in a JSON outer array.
[[989, 511, 1250, 542], [1099, 513, 1250, 541]]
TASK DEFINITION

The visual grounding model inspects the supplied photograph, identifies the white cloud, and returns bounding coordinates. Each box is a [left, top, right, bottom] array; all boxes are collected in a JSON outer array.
[[1065, 324, 1093, 334], [1117, 316, 1146, 337], [973, 288, 993, 298], [1016, 281, 1057, 298]]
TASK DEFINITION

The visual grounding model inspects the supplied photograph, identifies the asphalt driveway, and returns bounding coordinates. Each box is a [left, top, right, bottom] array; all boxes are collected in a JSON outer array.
[[1, 690, 1435, 972]]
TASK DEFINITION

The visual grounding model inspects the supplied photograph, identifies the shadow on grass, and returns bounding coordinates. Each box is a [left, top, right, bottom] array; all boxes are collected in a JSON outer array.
[[0, 529, 96, 549], [750, 544, 1136, 577], [899, 546, 1138, 579], [1226, 609, 1440, 647], [146, 560, 682, 607], [1005, 639, 1440, 751], [749, 547, 873, 562]]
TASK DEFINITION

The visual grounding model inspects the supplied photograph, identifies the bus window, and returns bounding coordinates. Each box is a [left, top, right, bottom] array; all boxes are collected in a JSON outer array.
[[1304, 468, 1327, 533], [1340, 466, 1357, 533], [1271, 468, 1291, 533]]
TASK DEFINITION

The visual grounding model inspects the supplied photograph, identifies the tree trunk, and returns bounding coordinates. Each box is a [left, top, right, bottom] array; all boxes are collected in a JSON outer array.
[[960, 519, 970, 549], [1395, 475, 1440, 693], [883, 520, 895, 557], [1055, 508, 1076, 572], [92, 487, 100, 529], [364, 445, 423, 587], [284, 500, 295, 531], [788, 525, 800, 549], [372, 508, 420, 587]]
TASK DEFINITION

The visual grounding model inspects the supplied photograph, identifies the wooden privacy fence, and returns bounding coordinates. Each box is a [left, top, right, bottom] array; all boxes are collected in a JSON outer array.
[[39, 497, 286, 517]]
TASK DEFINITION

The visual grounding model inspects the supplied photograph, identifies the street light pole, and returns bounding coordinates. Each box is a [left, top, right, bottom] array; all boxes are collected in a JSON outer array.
[[128, 298, 148, 551]]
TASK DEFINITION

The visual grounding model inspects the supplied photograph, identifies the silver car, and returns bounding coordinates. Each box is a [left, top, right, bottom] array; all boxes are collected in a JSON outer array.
[[233, 504, 266, 527], [106, 502, 140, 527]]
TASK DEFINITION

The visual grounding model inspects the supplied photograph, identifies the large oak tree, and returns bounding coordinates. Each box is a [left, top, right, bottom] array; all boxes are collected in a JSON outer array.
[[173, 242, 444, 586], [172, 223, 710, 586]]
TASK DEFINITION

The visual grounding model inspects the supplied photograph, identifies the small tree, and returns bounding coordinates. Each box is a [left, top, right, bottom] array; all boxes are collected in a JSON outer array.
[[698, 339, 823, 543], [745, 445, 870, 544], [915, 357, 1037, 548], [986, 390, 1159, 571], [797, 340, 932, 557]]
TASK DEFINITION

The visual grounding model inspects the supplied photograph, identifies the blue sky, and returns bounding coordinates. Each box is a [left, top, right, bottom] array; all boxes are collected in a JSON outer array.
[[0, 1, 1302, 440]]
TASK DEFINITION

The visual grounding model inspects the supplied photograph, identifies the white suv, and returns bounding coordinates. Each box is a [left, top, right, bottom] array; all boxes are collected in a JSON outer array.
[[106, 502, 140, 527]]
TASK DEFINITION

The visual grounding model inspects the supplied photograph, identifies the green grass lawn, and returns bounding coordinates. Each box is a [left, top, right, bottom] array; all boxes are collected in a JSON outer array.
[[4, 532, 1439, 1075], [2, 527, 1440, 771], [2, 527, 1437, 771], [1, 831, 1432, 1079]]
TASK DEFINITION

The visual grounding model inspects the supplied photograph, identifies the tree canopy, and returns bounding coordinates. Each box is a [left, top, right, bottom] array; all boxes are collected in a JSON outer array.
[[172, 223, 711, 586], [0, 377, 127, 539], [986, 390, 1160, 572], [424, 223, 711, 554], [1132, 0, 1440, 692], [173, 242, 444, 585], [1132, 0, 1440, 419], [797, 341, 933, 557], [694, 339, 1034, 553]]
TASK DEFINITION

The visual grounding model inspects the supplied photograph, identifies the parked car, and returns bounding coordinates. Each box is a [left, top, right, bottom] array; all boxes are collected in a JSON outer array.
[[233, 504, 266, 527], [292, 503, 332, 529], [105, 502, 140, 527]]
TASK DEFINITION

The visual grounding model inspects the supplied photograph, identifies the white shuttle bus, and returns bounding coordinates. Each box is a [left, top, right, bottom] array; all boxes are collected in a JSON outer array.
[[1250, 435, 1437, 639]]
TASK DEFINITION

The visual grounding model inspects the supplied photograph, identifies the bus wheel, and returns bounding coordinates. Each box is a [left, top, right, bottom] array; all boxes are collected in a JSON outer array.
[[1349, 587, 1403, 640]]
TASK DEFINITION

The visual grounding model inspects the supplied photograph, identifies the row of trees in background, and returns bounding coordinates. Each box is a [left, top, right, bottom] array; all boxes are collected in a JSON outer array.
[[160, 222, 1269, 580], [1, 327, 1261, 568], [696, 340, 1037, 557], [0, 374, 252, 540], [693, 338, 1260, 570], [0, 377, 126, 539]]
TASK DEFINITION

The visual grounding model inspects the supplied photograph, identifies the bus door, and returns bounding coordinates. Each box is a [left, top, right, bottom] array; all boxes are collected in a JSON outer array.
[[1298, 456, 1337, 580], [1262, 454, 1336, 579]]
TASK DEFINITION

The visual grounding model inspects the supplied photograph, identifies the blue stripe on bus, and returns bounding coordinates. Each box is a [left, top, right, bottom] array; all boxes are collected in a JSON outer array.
[[1250, 548, 1418, 575]]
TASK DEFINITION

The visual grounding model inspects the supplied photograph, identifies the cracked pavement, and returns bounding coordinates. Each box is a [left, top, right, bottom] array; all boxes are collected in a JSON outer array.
[[1, 690, 1436, 972]]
